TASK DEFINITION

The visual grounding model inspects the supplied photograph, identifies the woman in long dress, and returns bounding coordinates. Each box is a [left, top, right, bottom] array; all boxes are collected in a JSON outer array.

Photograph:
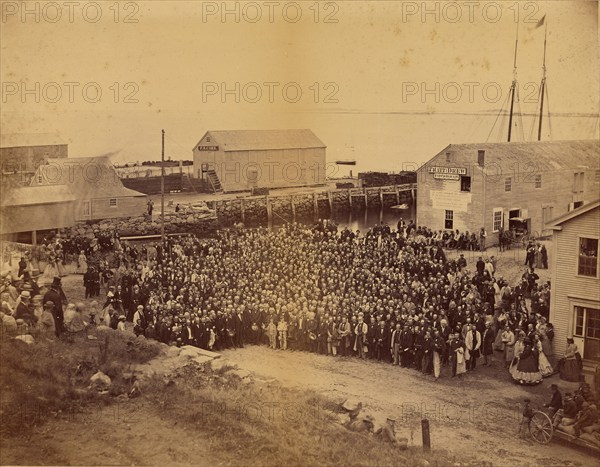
[[559, 338, 581, 382], [55, 244, 67, 276], [76, 251, 88, 275], [41, 249, 59, 284], [510, 337, 543, 385], [533, 333, 555, 377]]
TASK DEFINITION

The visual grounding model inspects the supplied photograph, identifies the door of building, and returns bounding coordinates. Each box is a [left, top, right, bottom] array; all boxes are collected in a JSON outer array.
[[574, 305, 600, 361]]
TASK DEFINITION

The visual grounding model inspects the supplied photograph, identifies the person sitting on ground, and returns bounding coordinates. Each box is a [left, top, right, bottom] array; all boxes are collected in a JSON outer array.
[[378, 417, 408, 449], [117, 315, 127, 332]]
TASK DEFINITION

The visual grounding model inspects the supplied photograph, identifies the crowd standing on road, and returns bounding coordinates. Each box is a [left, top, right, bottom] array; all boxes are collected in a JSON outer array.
[[3, 219, 572, 386]]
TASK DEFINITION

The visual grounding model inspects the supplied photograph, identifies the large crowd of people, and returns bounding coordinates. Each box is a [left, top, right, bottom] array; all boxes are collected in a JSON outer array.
[[3, 218, 578, 387]]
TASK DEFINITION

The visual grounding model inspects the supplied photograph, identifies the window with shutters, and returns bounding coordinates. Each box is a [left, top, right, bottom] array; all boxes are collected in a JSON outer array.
[[504, 177, 512, 192]]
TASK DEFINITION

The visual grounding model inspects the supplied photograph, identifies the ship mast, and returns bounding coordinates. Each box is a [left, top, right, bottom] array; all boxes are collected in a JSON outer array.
[[507, 23, 519, 142], [537, 19, 548, 141]]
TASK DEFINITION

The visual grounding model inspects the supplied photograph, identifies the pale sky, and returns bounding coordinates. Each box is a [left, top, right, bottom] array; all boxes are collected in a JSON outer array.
[[1, 0, 598, 172]]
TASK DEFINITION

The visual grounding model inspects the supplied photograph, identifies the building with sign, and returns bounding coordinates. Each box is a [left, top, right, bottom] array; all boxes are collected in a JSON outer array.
[[547, 200, 599, 370], [192, 129, 327, 192], [416, 140, 599, 244]]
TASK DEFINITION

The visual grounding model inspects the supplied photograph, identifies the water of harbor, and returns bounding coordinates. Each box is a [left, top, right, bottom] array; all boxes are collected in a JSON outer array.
[[264, 202, 416, 232]]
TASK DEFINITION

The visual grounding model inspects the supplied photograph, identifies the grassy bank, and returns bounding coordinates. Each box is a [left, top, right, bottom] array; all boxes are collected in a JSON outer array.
[[142, 361, 467, 467], [2, 330, 478, 466], [0, 330, 160, 438]]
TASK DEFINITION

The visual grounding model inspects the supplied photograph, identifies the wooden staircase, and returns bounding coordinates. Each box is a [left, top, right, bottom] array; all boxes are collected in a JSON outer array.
[[206, 169, 223, 193]]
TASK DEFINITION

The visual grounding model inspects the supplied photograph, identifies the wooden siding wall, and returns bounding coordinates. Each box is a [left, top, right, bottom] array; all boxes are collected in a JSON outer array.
[[418, 152, 599, 245], [1, 201, 76, 234], [85, 196, 147, 221], [194, 147, 326, 192], [549, 206, 600, 358]]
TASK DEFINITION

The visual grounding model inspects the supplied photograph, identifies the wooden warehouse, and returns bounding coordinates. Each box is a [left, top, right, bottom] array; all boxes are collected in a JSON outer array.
[[0, 133, 68, 187], [30, 156, 147, 221], [416, 140, 599, 245], [547, 200, 600, 367], [1, 185, 77, 243], [192, 129, 327, 192]]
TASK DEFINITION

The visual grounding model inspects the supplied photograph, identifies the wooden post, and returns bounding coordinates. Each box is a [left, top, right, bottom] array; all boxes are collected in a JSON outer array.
[[379, 188, 384, 207], [313, 192, 319, 219], [240, 198, 245, 224], [395, 185, 400, 204], [421, 419, 431, 452], [348, 188, 353, 208], [364, 189, 368, 208], [328, 191, 333, 212], [32, 230, 37, 246]]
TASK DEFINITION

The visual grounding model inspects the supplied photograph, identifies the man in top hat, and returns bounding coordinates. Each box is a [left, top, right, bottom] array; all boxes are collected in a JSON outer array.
[[43, 276, 67, 337]]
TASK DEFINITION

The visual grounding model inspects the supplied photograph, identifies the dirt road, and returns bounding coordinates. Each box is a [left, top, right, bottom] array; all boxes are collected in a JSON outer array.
[[221, 346, 592, 467]]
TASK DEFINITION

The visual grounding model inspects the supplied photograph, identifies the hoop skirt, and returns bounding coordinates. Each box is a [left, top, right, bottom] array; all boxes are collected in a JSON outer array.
[[510, 346, 543, 385]]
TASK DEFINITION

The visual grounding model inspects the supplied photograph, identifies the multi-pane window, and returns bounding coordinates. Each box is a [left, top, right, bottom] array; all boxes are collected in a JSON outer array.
[[493, 210, 502, 232], [587, 308, 600, 340], [574, 306, 600, 340], [578, 237, 598, 277], [504, 177, 512, 192], [109, 198, 117, 207], [444, 210, 453, 230], [575, 307, 585, 336], [534, 174, 542, 188]]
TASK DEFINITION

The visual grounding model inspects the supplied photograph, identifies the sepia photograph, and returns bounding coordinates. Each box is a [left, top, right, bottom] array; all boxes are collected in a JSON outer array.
[[1, 1, 599, 466]]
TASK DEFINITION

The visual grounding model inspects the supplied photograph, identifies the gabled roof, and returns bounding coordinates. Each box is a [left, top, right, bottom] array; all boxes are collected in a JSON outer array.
[[31, 156, 146, 199], [420, 140, 599, 172], [1, 185, 76, 207], [546, 199, 600, 230], [0, 133, 66, 149], [194, 129, 326, 152]]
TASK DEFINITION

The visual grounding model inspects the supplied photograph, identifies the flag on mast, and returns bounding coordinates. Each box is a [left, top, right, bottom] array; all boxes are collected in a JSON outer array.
[[535, 14, 546, 29]]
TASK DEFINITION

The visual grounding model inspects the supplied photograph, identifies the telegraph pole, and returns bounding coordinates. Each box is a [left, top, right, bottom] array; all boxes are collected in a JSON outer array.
[[161, 129, 165, 242]]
